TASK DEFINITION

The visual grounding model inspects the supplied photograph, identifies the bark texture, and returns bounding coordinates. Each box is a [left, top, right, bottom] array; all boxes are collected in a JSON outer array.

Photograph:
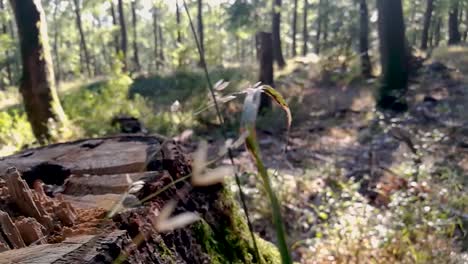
[[272, 0, 286, 68], [117, 0, 128, 70], [302, 0, 309, 56], [197, 0, 204, 66], [376, 0, 409, 112], [291, 0, 298, 57], [448, 0, 461, 45], [131, 0, 140, 72], [0, 135, 280, 263], [72, 0, 91, 76], [256, 32, 274, 109], [359, 0, 372, 77], [9, 0, 66, 143], [420, 0, 434, 50]]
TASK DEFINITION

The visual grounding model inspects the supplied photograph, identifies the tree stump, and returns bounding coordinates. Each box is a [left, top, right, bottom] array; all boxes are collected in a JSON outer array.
[[0, 135, 279, 263]]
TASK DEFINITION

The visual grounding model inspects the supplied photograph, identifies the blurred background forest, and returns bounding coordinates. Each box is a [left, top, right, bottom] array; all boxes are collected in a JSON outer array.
[[1, 0, 468, 263]]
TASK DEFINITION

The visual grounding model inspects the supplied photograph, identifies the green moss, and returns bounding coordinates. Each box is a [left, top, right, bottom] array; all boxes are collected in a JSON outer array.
[[192, 187, 280, 264], [156, 238, 176, 263]]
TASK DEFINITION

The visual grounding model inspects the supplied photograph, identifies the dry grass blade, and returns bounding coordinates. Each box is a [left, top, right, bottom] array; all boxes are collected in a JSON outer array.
[[152, 200, 201, 232], [261, 85, 292, 129], [240, 88, 262, 129], [192, 166, 233, 186]]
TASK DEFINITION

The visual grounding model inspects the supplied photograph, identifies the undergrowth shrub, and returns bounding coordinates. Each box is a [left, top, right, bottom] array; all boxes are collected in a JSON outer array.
[[0, 109, 34, 156]]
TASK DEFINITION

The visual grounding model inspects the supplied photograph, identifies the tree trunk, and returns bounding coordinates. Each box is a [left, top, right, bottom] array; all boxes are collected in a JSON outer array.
[[72, 0, 91, 77], [176, 0, 181, 44], [315, 0, 324, 54], [421, 0, 434, 50], [131, 0, 140, 72], [359, 0, 372, 77], [376, 0, 408, 112], [152, 7, 159, 70], [272, 0, 286, 68], [9, 0, 67, 143], [52, 0, 61, 83], [158, 23, 165, 66], [117, 0, 128, 70], [110, 0, 120, 55], [448, 0, 461, 45], [0, 135, 279, 263], [197, 0, 204, 66], [0, 0, 12, 87], [291, 0, 298, 57], [256, 32, 274, 110], [322, 0, 329, 50], [302, 0, 308, 56]]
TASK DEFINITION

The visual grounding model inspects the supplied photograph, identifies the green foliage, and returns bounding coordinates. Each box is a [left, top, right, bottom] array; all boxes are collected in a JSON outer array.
[[0, 109, 34, 156]]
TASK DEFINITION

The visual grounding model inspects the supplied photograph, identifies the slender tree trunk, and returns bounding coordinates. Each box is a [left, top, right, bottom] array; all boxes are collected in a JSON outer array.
[[131, 0, 140, 72], [434, 16, 442, 47], [272, 0, 286, 68], [322, 0, 329, 50], [110, 1, 120, 55], [72, 0, 91, 77], [291, 0, 298, 57], [152, 7, 159, 70], [302, 0, 308, 56], [256, 32, 273, 109], [176, 0, 181, 44], [158, 23, 164, 66], [421, 0, 434, 50], [315, 0, 324, 54], [376, 0, 408, 112], [9, 0, 67, 143], [359, 0, 372, 77], [0, 0, 12, 87], [448, 0, 461, 45], [197, 0, 204, 66], [52, 0, 61, 83], [117, 0, 128, 70]]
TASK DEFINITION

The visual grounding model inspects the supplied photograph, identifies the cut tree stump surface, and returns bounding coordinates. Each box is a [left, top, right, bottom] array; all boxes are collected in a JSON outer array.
[[0, 135, 280, 264]]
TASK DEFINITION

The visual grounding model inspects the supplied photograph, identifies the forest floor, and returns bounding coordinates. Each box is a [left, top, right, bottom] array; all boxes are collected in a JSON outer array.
[[186, 48, 468, 263]]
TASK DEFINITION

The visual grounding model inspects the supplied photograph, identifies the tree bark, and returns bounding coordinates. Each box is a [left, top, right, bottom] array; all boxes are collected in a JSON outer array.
[[291, 0, 298, 57], [376, 0, 408, 112], [272, 0, 286, 68], [158, 23, 164, 66], [9, 0, 67, 143], [197, 0, 204, 66], [302, 0, 308, 56], [0, 0, 12, 87], [434, 16, 442, 47], [72, 0, 91, 77], [448, 0, 461, 45], [152, 7, 159, 70], [110, 0, 120, 55], [117, 0, 128, 70], [131, 0, 140, 72], [0, 135, 280, 263], [52, 0, 61, 83], [256, 32, 274, 109], [421, 0, 434, 50], [359, 0, 372, 77], [315, 0, 324, 54], [176, 0, 181, 44]]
